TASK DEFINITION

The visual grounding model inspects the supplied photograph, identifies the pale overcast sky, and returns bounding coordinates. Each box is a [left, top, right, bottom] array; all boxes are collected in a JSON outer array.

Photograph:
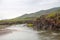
[[0, 0, 60, 20]]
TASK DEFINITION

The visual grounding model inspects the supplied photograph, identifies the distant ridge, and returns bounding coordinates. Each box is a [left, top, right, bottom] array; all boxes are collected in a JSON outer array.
[[0, 7, 60, 25], [14, 7, 60, 20]]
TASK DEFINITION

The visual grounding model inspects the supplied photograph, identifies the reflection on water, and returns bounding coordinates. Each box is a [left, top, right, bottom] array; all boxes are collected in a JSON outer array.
[[38, 31, 60, 40], [0, 24, 60, 40]]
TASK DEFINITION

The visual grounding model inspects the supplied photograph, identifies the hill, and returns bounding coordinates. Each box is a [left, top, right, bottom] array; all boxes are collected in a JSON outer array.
[[0, 7, 60, 25], [14, 7, 60, 20]]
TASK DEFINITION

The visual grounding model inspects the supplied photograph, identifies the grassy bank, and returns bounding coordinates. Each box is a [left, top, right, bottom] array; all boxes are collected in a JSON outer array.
[[0, 25, 11, 29]]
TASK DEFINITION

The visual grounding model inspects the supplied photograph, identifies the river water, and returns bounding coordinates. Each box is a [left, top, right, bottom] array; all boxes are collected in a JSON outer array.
[[0, 24, 60, 40]]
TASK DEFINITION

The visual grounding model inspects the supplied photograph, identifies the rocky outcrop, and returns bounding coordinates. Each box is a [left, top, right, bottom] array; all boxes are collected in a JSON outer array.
[[33, 13, 60, 31]]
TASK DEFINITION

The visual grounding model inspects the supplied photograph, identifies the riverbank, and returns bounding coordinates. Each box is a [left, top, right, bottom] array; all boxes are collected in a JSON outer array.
[[0, 29, 13, 35], [0, 25, 14, 35], [0, 25, 11, 29]]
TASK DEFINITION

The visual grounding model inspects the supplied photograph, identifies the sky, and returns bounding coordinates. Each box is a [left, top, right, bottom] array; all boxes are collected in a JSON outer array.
[[0, 0, 60, 20]]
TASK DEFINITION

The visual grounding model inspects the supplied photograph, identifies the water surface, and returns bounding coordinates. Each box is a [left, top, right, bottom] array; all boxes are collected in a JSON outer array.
[[0, 24, 60, 40]]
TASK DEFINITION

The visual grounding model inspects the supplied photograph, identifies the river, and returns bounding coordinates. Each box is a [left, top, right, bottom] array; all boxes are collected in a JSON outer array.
[[0, 24, 60, 40]]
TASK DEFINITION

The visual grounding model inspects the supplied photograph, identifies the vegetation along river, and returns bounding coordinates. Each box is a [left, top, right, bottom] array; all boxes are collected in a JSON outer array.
[[0, 24, 60, 40]]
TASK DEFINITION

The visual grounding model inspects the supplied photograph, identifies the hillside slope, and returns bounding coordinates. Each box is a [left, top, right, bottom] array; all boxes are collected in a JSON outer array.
[[16, 7, 60, 19], [0, 7, 60, 25]]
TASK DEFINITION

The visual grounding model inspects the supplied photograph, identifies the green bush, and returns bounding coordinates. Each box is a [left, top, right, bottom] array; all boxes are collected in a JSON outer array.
[[27, 24, 33, 27]]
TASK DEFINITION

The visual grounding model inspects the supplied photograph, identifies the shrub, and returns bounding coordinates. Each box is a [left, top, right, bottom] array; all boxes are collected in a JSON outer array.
[[27, 24, 33, 27]]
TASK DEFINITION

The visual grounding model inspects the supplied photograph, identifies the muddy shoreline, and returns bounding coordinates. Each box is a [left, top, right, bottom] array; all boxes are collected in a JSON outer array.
[[0, 25, 12, 35]]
